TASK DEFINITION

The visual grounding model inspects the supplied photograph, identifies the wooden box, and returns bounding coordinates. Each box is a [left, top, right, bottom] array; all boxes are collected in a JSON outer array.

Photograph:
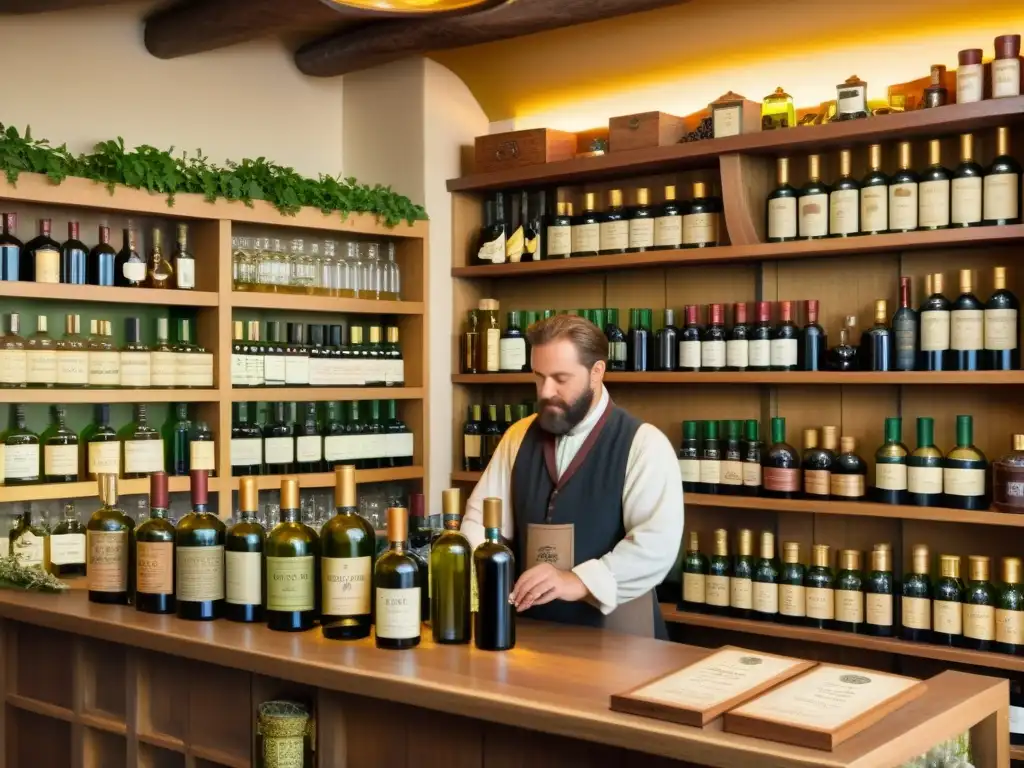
[[609, 111, 685, 152], [710, 94, 763, 138], [474, 128, 577, 174]]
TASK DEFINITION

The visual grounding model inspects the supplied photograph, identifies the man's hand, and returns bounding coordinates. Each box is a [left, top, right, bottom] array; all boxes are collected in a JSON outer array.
[[510, 563, 589, 612]]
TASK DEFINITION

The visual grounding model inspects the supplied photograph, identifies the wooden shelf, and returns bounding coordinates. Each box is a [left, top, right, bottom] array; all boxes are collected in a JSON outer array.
[[1010, 744, 1024, 761], [0, 476, 207, 503], [231, 292, 424, 315], [451, 471, 482, 483], [137, 731, 186, 753], [224, 466, 424, 491], [447, 96, 1024, 192], [0, 388, 220, 404], [660, 604, 1024, 674], [232, 386, 423, 401], [453, 371, 1024, 385], [80, 711, 128, 736], [0, 282, 218, 307], [189, 744, 249, 768], [5, 694, 76, 723]]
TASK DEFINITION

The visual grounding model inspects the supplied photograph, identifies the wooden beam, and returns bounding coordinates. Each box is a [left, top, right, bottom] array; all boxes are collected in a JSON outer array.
[[0, 0, 132, 12], [295, 0, 692, 77]]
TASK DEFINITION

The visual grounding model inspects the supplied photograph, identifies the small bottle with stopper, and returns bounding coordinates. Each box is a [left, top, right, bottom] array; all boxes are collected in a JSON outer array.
[[827, 316, 859, 371]]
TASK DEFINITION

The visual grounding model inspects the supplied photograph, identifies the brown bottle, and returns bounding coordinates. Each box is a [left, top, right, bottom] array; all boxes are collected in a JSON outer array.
[[993, 434, 1024, 513]]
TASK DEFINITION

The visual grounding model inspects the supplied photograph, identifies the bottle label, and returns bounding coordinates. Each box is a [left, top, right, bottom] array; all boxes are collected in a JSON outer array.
[[245, 352, 265, 387], [780, 584, 805, 617], [44, 444, 78, 478], [860, 186, 888, 232], [384, 359, 405, 385], [323, 555, 371, 616], [721, 460, 743, 486], [285, 355, 310, 386], [920, 311, 950, 351], [919, 179, 951, 228], [769, 338, 797, 367], [908, 465, 943, 494], [571, 223, 599, 254], [895, 326, 916, 369], [964, 603, 995, 641], [830, 474, 865, 498], [767, 197, 797, 239], [264, 437, 295, 465], [726, 339, 748, 369], [742, 462, 762, 487], [829, 189, 859, 235], [150, 351, 177, 387], [679, 340, 701, 369], [12, 531, 43, 567], [705, 575, 729, 606], [470, 559, 479, 613], [375, 586, 422, 639], [903, 595, 931, 629], [266, 555, 315, 611], [993, 58, 1022, 98], [763, 467, 800, 492], [5, 444, 39, 479], [997, 608, 1024, 644], [177, 545, 225, 602], [730, 577, 752, 610], [464, 434, 482, 460], [866, 593, 893, 626], [89, 441, 121, 475], [0, 350, 27, 386], [951, 176, 983, 225], [125, 439, 164, 474], [608, 340, 627, 363], [546, 225, 571, 257], [26, 350, 57, 385], [50, 533, 86, 566], [324, 435, 360, 462], [985, 308, 1019, 350], [176, 258, 195, 289], [384, 432, 414, 459], [875, 463, 907, 491], [628, 218, 655, 249], [57, 350, 89, 385], [137, 541, 174, 595], [984, 173, 1020, 221], [264, 355, 286, 385], [804, 469, 830, 496], [957, 63, 984, 103], [750, 338, 770, 365], [835, 589, 864, 623], [88, 530, 128, 592], [296, 435, 322, 463], [798, 193, 828, 238], [225, 550, 262, 605], [478, 233, 504, 264], [506, 226, 524, 263], [88, 351, 121, 387], [699, 459, 721, 484], [484, 328, 500, 372], [654, 215, 683, 247], [805, 587, 834, 620], [889, 183, 919, 230], [599, 220, 628, 251], [934, 600, 963, 635], [753, 582, 778, 614], [499, 338, 527, 371], [701, 340, 725, 369], [943, 466, 986, 496], [115, 351, 150, 387], [123, 261, 146, 282], [190, 441, 216, 471], [35, 246, 60, 283], [682, 572, 706, 603], [682, 212, 719, 245], [678, 458, 699, 483]]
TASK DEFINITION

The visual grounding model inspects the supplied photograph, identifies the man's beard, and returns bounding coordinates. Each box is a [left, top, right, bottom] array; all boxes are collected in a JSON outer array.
[[537, 385, 595, 436]]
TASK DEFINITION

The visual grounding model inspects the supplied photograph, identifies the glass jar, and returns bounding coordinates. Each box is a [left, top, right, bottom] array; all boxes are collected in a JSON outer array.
[[307, 241, 322, 295], [333, 241, 354, 298], [318, 240, 336, 297], [289, 238, 316, 294], [993, 434, 1024, 513], [761, 87, 795, 130], [348, 242, 367, 299], [231, 236, 247, 290], [383, 242, 401, 300]]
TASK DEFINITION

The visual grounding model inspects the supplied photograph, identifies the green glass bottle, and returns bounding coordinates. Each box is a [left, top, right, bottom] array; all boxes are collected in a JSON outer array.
[[678, 420, 699, 494], [752, 531, 779, 622], [190, 420, 215, 478], [705, 528, 731, 616], [680, 530, 708, 613], [482, 404, 503, 469], [323, 401, 348, 470], [321, 465, 375, 640], [943, 415, 988, 511], [384, 399, 413, 469], [902, 544, 932, 642], [87, 474, 135, 605], [134, 471, 176, 615], [225, 475, 265, 624], [778, 541, 805, 626], [730, 528, 754, 620], [230, 402, 262, 477], [805, 544, 834, 630], [996, 557, 1024, 656], [295, 402, 323, 474], [164, 403, 191, 477], [4, 405, 40, 486], [362, 400, 385, 470], [933, 554, 964, 647], [874, 417, 908, 504], [263, 402, 295, 475], [266, 476, 319, 631], [834, 549, 864, 634], [43, 406, 79, 483], [49, 502, 86, 578], [120, 404, 163, 480], [431, 488, 471, 644], [374, 506, 422, 650], [10, 504, 49, 571], [474, 497, 515, 651], [84, 404, 120, 480], [365, 326, 386, 387], [865, 546, 894, 637], [175, 470, 224, 621], [908, 417, 943, 507], [963, 555, 997, 652]]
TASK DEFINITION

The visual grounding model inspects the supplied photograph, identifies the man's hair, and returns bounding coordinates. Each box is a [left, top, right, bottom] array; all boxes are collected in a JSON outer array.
[[526, 314, 608, 369]]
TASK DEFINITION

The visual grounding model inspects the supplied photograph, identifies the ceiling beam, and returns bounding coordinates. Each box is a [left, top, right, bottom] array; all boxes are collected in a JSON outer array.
[[295, 0, 691, 77], [0, 0, 132, 12]]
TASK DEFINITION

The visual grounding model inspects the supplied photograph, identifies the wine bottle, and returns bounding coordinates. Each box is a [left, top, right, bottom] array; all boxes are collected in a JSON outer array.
[[678, 420, 699, 494], [720, 420, 743, 495], [87, 474, 134, 605], [919, 139, 951, 230], [767, 157, 798, 242], [545, 201, 572, 259], [705, 529, 730, 616], [831, 437, 867, 500], [320, 465, 375, 639], [0, 212, 22, 281], [950, 269, 983, 371], [902, 545, 932, 642], [0, 313, 27, 390], [653, 185, 683, 250], [741, 419, 763, 497], [908, 417, 944, 507], [263, 402, 295, 475], [678, 530, 707, 613], [749, 301, 772, 372], [805, 544, 835, 630], [164, 403, 191, 477], [655, 309, 678, 371], [44, 406, 78, 483], [865, 546, 894, 637], [801, 428, 831, 501], [225, 475, 266, 624], [997, 557, 1024, 656], [146, 228, 174, 289], [933, 554, 965, 647], [474, 497, 515, 651], [919, 273, 950, 371], [730, 529, 754, 620], [121, 405, 163, 480], [604, 308, 627, 372], [752, 531, 779, 622], [889, 141, 919, 232], [85, 404, 120, 480], [701, 304, 726, 372], [430, 488, 471, 644], [88, 225, 116, 286], [21, 218, 60, 283], [943, 415, 988, 511], [678, 304, 700, 373], [26, 314, 56, 389], [963, 555, 997, 652], [626, 308, 649, 372], [798, 154, 829, 239], [834, 550, 864, 634], [134, 471, 176, 615], [499, 311, 528, 373], [862, 300, 892, 371], [231, 402, 263, 476], [829, 149, 860, 237], [265, 476, 319, 632], [762, 417, 800, 499], [49, 502, 86, 578], [874, 417, 908, 505], [175, 470, 224, 621], [778, 541, 806, 626], [115, 225, 146, 287], [682, 182, 719, 248], [826, 315, 859, 371], [951, 133, 984, 227], [984, 126, 1022, 225], [860, 144, 889, 235], [571, 192, 600, 257], [985, 266, 1020, 370], [892, 277, 918, 371], [599, 189, 628, 255], [699, 421, 721, 495], [770, 300, 798, 371], [627, 188, 655, 253], [61, 221, 88, 285], [4, 405, 39, 486], [477, 193, 506, 264], [295, 402, 323, 474], [727, 303, 750, 371], [463, 404, 483, 472], [798, 299, 826, 371], [173, 223, 195, 289], [374, 506, 422, 650]]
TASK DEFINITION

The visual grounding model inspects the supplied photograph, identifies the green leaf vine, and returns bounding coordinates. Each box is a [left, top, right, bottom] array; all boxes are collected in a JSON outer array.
[[0, 122, 427, 226]]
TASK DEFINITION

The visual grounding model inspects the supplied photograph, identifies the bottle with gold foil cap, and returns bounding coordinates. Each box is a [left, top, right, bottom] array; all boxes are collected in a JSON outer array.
[[951, 269, 983, 372], [599, 189, 628, 255], [994, 434, 1024, 513], [87, 473, 134, 606], [985, 265, 1020, 371], [951, 133, 984, 228], [683, 182, 721, 248], [752, 531, 780, 620], [865, 546, 894, 637], [706, 528, 731, 615], [964, 555, 997, 651], [920, 138, 952, 230], [224, 475, 266, 624], [779, 541, 806, 624], [731, 529, 755, 619], [831, 437, 866, 500], [264, 476, 318, 632], [890, 141, 920, 233], [431, 488, 471, 645], [546, 200, 573, 259], [798, 155, 829, 240], [321, 464, 376, 639], [374, 505, 422, 650], [829, 149, 860, 237], [997, 556, 1024, 655], [681, 530, 709, 612], [834, 549, 864, 633], [805, 543, 834, 629], [861, 143, 889, 234], [933, 554, 965, 646], [570, 191, 600, 257], [919, 273, 950, 372], [767, 157, 798, 242], [654, 185, 683, 250], [862, 299, 892, 372], [627, 187, 655, 253], [901, 544, 933, 641], [802, 427, 832, 500], [474, 497, 515, 651], [985, 126, 1023, 226]]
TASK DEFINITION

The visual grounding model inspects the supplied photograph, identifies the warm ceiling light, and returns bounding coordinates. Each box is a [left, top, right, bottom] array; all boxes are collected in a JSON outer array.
[[325, 0, 495, 12]]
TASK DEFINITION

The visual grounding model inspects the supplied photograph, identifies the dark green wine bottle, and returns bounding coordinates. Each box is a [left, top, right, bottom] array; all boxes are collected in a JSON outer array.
[[680, 530, 708, 613], [902, 544, 932, 642], [805, 544, 834, 630], [778, 541, 805, 626], [834, 549, 864, 633], [963, 555, 997, 652], [265, 476, 319, 632], [474, 497, 515, 651], [933, 554, 964, 647], [997, 557, 1024, 656], [705, 528, 730, 616], [864, 546, 894, 637], [321, 465, 375, 639], [164, 403, 191, 477], [430, 488, 471, 644], [225, 475, 265, 624], [752, 531, 779, 622], [731, 529, 754, 619], [874, 417, 908, 505]]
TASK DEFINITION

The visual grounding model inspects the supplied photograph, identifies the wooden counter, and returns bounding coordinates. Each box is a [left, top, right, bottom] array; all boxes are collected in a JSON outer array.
[[0, 589, 1009, 768]]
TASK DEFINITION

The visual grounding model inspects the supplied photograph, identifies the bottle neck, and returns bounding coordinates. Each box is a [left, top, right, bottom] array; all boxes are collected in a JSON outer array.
[[151, 507, 169, 520], [280, 506, 300, 523], [336, 504, 358, 516], [485, 526, 501, 542], [192, 503, 208, 515], [443, 513, 460, 531], [389, 539, 406, 553]]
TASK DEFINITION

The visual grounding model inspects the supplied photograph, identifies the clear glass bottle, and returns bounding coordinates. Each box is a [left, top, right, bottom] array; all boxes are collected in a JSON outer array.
[[146, 228, 174, 289], [88, 320, 120, 389], [232, 236, 248, 291], [121, 317, 152, 389], [50, 501, 86, 578], [363, 242, 383, 300], [335, 241, 355, 298], [256, 237, 276, 292], [383, 242, 401, 300], [56, 313, 89, 388], [289, 238, 315, 294], [174, 223, 195, 291], [307, 241, 322, 295], [26, 315, 57, 389], [319, 239, 337, 297], [0, 312, 28, 389]]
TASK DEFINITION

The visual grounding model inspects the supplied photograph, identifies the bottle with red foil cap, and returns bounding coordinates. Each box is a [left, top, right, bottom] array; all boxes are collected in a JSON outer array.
[[727, 303, 751, 371], [893, 277, 918, 371], [701, 304, 727, 371], [135, 471, 176, 615], [798, 299, 827, 371], [88, 224, 117, 286], [61, 221, 88, 285], [770, 300, 798, 371], [0, 212, 21, 281], [175, 468, 226, 622], [679, 305, 702, 372], [749, 301, 773, 371]]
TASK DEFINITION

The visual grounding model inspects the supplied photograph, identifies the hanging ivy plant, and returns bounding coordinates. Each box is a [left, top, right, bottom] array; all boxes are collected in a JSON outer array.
[[0, 122, 427, 226]]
